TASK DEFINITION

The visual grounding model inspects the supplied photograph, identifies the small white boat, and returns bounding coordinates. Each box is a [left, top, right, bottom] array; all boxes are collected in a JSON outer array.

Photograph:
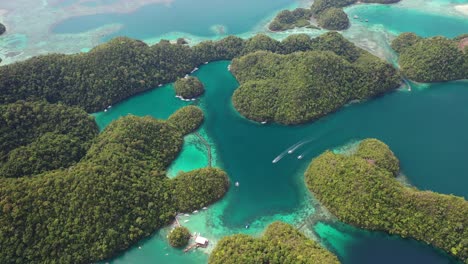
[[191, 98, 196, 101], [158, 84, 163, 87], [205, 62, 209, 64], [193, 210, 199, 214], [298, 155, 303, 160], [184, 213, 190, 217], [272, 157, 281, 163], [104, 109, 107, 112], [354, 15, 359, 19], [138, 246, 142, 249], [261, 121, 267, 124], [365, 19, 369, 22], [107, 105, 112, 109], [227, 65, 231, 71], [202, 207, 208, 210], [184, 220, 190, 223], [235, 181, 239, 187], [185, 74, 189, 78]]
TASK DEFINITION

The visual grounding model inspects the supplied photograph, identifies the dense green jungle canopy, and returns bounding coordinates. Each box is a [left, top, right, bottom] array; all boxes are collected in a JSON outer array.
[[268, 8, 316, 31], [305, 139, 468, 262], [0, 101, 98, 178], [230, 32, 401, 124], [168, 226, 191, 248], [0, 33, 366, 113], [269, 0, 400, 31], [209, 222, 340, 264], [174, 76, 205, 99], [392, 33, 468, 82], [0, 105, 229, 264]]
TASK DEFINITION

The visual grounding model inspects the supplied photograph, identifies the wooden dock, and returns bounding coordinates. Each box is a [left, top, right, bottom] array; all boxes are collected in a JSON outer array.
[[183, 243, 199, 253]]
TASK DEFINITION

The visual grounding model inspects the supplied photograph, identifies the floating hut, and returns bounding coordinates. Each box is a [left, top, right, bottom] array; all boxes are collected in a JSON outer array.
[[195, 236, 209, 248], [184, 235, 209, 252]]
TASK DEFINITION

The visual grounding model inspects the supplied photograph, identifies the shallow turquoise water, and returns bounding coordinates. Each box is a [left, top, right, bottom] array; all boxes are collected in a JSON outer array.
[[96, 61, 466, 263], [347, 4, 468, 38], [53, 0, 297, 40]]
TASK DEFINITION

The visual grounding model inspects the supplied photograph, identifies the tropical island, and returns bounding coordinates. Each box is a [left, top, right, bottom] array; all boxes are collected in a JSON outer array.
[[305, 139, 468, 262], [168, 226, 191, 248], [230, 32, 401, 125], [174, 76, 205, 99], [269, 0, 400, 31], [0, 23, 5, 35], [209, 222, 340, 264], [316, 7, 349, 30], [268, 8, 318, 31], [0, 33, 369, 113], [0, 104, 230, 263], [392, 33, 468, 82]]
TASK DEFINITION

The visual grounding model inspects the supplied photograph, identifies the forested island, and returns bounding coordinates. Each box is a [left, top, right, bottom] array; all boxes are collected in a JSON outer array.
[[209, 222, 340, 264], [0, 23, 5, 35], [0, 33, 386, 113], [305, 139, 468, 262], [174, 76, 205, 99], [0, 104, 229, 263], [168, 226, 191, 248], [230, 32, 401, 125], [269, 0, 400, 31], [268, 8, 318, 31], [392, 33, 468, 82]]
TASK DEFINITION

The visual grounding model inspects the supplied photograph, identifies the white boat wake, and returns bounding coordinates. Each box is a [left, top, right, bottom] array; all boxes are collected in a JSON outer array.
[[273, 138, 315, 163]]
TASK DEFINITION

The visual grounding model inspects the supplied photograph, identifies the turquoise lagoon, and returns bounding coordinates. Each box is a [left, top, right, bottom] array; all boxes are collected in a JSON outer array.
[[346, 3, 468, 38], [95, 61, 466, 264], [54, 0, 468, 263]]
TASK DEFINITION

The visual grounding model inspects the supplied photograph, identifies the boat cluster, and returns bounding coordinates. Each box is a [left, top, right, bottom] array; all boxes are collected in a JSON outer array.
[[175, 95, 197, 101]]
